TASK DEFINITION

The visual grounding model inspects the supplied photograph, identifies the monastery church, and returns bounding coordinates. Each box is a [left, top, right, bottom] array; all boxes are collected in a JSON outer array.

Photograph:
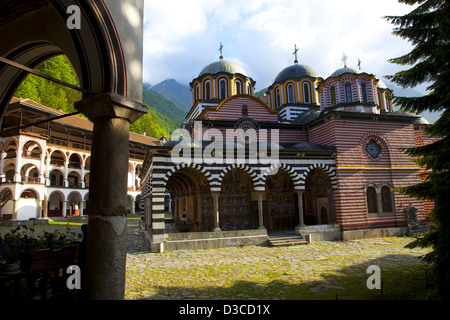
[[140, 49, 435, 252]]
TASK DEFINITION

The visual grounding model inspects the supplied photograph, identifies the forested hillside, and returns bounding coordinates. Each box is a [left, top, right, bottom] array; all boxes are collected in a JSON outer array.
[[13, 55, 185, 138], [14, 55, 82, 114]]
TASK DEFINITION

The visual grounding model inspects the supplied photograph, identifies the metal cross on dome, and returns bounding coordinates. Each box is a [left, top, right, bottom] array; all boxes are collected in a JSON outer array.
[[341, 53, 348, 68], [219, 42, 224, 58], [293, 44, 299, 64]]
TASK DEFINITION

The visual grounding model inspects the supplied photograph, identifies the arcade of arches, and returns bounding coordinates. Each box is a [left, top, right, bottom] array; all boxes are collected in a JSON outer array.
[[165, 167, 335, 233]]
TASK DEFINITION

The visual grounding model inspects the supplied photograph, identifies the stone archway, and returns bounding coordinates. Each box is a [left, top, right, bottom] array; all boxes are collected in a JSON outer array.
[[265, 168, 298, 231], [219, 168, 255, 231], [165, 167, 212, 232], [48, 191, 65, 217], [304, 168, 336, 225]]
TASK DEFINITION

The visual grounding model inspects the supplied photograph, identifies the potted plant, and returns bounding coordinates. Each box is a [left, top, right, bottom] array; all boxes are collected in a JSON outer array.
[[19, 224, 83, 273], [0, 224, 83, 274]]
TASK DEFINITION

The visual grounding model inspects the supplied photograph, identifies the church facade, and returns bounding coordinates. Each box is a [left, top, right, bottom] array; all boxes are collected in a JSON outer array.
[[140, 53, 435, 252]]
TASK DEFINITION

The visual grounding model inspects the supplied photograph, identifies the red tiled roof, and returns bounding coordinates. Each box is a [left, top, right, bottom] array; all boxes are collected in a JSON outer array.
[[10, 97, 159, 145]]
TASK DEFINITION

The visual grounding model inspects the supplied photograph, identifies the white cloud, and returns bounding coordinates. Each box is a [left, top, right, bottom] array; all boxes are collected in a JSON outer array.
[[142, 0, 418, 91]]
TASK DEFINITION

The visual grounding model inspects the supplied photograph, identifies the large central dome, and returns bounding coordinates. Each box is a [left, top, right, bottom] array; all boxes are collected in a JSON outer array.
[[274, 64, 320, 83], [198, 59, 248, 77]]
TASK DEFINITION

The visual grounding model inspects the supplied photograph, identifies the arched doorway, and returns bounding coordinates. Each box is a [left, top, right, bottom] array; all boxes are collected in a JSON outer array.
[[219, 168, 255, 231], [165, 167, 212, 232], [18, 189, 39, 220], [48, 191, 64, 217], [304, 168, 336, 225], [265, 169, 298, 231], [0, 187, 13, 219], [67, 192, 82, 216]]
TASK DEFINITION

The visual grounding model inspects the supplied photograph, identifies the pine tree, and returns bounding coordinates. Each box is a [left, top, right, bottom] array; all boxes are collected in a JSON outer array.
[[385, 0, 450, 299]]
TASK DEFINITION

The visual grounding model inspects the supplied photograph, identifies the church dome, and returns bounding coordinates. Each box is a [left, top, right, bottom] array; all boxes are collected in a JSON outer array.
[[198, 59, 248, 77], [274, 64, 320, 83], [330, 66, 362, 78]]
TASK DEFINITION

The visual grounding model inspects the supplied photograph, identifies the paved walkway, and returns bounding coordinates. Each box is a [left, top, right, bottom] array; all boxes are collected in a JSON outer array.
[[125, 222, 431, 300]]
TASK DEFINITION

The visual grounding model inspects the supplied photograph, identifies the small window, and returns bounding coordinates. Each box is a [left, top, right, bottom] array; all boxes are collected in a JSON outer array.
[[235, 80, 242, 95], [287, 83, 295, 103], [204, 81, 211, 100], [361, 82, 367, 103], [381, 186, 393, 212], [384, 94, 391, 111], [219, 79, 227, 99], [275, 87, 281, 109], [330, 86, 336, 106], [247, 83, 252, 95], [242, 104, 248, 116], [345, 83, 353, 103], [366, 186, 378, 213], [303, 82, 311, 103]]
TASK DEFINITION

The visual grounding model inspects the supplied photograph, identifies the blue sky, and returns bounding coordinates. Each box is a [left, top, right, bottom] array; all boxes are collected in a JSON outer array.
[[142, 0, 421, 93]]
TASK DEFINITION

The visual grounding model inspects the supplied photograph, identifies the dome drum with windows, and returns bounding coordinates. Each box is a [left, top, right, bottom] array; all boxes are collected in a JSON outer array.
[[190, 56, 256, 104]]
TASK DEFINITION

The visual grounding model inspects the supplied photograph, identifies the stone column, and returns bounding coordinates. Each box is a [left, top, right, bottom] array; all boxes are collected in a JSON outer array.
[[212, 192, 221, 231], [14, 151, 21, 182], [75, 93, 146, 300], [0, 151, 6, 182], [39, 154, 45, 184], [256, 191, 265, 229], [62, 200, 67, 218], [296, 191, 305, 227], [63, 161, 69, 187], [81, 164, 85, 188], [42, 199, 48, 219]]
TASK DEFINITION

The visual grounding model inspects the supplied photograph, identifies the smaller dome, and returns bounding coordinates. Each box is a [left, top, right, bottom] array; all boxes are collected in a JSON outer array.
[[199, 59, 247, 77], [274, 64, 320, 83], [414, 116, 430, 125], [377, 79, 388, 89], [330, 67, 362, 78]]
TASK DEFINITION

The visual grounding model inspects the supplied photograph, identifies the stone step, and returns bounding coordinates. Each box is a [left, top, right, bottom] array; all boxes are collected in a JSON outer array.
[[268, 235, 308, 247]]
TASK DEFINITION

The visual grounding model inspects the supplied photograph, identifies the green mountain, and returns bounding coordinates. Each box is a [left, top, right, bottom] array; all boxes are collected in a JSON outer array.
[[14, 55, 82, 114], [131, 86, 187, 139], [149, 79, 192, 111]]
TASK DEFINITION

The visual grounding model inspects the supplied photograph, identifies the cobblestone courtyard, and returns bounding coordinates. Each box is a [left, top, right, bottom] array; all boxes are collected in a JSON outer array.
[[126, 222, 432, 300]]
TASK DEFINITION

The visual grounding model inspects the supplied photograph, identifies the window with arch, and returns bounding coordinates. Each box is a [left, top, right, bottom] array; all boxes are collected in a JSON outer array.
[[235, 80, 242, 95], [330, 86, 336, 106], [384, 94, 391, 111], [275, 87, 281, 109], [366, 186, 378, 213], [361, 82, 367, 103], [219, 78, 227, 99], [345, 83, 353, 103], [247, 83, 252, 95], [287, 83, 295, 103], [242, 104, 248, 116], [195, 84, 200, 101], [302, 81, 311, 103], [381, 185, 393, 212], [204, 81, 211, 100]]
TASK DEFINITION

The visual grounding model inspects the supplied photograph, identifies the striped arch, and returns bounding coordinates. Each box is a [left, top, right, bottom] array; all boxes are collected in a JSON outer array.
[[299, 163, 338, 189], [162, 163, 212, 186], [217, 164, 260, 189], [260, 163, 302, 189]]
